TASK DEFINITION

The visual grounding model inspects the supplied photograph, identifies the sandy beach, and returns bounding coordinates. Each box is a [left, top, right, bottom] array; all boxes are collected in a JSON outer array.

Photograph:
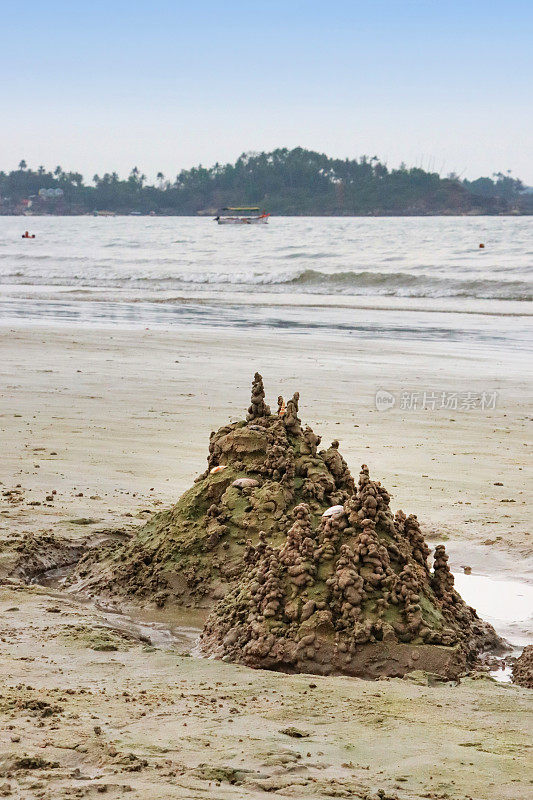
[[0, 581, 531, 800], [1, 324, 530, 555], [2, 0, 532, 793], [0, 323, 531, 799]]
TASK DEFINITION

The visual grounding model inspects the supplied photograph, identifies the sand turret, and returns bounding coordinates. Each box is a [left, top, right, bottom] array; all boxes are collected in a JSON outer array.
[[283, 392, 301, 434], [247, 372, 270, 420], [512, 646, 533, 688]]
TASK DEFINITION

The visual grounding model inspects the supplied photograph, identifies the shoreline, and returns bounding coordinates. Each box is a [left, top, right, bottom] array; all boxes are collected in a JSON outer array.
[[2, 292, 532, 316], [2, 211, 533, 217]]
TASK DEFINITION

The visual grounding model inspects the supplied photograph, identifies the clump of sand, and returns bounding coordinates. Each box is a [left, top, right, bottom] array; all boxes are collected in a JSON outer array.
[[68, 373, 354, 606], [200, 467, 501, 680], [512, 645, 533, 688]]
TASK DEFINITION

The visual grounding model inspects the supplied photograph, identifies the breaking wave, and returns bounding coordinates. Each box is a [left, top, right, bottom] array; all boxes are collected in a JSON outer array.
[[0, 264, 530, 301]]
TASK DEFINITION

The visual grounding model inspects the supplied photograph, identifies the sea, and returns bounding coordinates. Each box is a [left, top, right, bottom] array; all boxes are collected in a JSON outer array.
[[0, 216, 531, 354]]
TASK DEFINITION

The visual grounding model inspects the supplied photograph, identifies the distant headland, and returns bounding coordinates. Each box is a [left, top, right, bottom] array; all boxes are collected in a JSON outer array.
[[1, 148, 531, 216]]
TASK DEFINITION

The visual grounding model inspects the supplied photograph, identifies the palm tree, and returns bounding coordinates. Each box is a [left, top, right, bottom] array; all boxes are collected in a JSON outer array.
[[18, 160, 27, 171], [69, 172, 84, 187], [156, 171, 165, 189]]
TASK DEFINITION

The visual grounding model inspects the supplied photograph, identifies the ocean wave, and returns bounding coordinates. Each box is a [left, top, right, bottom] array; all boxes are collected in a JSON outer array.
[[278, 251, 337, 260], [284, 269, 532, 299], [0, 264, 531, 301]]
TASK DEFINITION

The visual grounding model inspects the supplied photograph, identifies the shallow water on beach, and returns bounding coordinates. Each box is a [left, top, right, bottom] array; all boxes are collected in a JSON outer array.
[[0, 216, 531, 352]]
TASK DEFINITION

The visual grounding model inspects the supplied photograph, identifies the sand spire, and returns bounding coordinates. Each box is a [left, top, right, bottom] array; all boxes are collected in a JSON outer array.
[[247, 372, 270, 420]]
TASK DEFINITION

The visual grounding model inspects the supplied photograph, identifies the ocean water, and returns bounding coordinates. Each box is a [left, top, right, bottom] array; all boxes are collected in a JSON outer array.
[[0, 216, 531, 352]]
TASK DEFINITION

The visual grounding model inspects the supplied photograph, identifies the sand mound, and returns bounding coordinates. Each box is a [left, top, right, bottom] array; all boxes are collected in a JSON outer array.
[[69, 372, 501, 679], [69, 373, 355, 606], [200, 465, 501, 679], [512, 645, 533, 688]]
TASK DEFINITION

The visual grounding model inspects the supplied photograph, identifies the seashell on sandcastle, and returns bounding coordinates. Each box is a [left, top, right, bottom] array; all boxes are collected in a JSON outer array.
[[70, 372, 502, 678]]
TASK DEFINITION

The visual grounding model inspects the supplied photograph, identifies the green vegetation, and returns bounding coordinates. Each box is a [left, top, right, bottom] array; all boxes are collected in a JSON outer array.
[[1, 148, 529, 215]]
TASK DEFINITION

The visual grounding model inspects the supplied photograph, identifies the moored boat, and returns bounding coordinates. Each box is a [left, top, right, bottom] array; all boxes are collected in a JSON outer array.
[[215, 207, 269, 224]]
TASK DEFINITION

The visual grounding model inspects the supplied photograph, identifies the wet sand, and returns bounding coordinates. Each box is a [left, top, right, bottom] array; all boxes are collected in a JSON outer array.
[[0, 324, 530, 554], [0, 324, 532, 799], [1, 582, 531, 800]]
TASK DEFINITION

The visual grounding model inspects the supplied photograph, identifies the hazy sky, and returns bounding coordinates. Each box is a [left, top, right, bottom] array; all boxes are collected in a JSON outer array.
[[2, 0, 532, 183]]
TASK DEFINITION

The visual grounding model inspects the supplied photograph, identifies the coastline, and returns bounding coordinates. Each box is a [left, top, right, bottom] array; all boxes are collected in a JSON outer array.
[[2, 211, 532, 216]]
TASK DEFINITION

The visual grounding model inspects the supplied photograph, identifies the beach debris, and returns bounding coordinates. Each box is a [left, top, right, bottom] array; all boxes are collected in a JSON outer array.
[[512, 645, 533, 688], [280, 727, 309, 738]]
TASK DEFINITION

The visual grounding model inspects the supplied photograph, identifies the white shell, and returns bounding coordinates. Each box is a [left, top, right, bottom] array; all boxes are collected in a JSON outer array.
[[210, 465, 227, 474], [322, 505, 344, 518], [232, 478, 259, 489]]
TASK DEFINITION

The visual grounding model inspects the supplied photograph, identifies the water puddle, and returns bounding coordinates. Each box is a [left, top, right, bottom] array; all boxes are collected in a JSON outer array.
[[93, 604, 205, 652], [452, 572, 533, 682], [33, 565, 72, 587], [452, 573, 532, 643], [443, 541, 533, 682], [32, 565, 205, 652]]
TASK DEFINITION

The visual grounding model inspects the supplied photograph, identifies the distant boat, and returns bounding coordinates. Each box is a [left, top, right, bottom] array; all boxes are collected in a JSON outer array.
[[215, 207, 270, 225]]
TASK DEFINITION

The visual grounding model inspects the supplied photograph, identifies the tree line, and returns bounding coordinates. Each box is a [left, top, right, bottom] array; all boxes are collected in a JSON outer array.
[[0, 149, 529, 215]]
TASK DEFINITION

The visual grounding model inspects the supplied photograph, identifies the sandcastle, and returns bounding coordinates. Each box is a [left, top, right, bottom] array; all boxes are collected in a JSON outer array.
[[71, 373, 502, 679], [200, 478, 500, 679]]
